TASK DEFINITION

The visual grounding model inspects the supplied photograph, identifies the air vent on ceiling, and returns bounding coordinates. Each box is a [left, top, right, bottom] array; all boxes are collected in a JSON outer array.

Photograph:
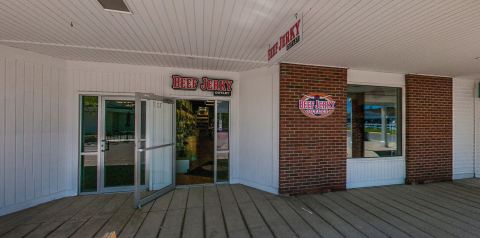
[[97, 0, 131, 14]]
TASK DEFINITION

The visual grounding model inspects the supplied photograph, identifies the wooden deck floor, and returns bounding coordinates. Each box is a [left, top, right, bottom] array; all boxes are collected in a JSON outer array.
[[2, 179, 480, 237]]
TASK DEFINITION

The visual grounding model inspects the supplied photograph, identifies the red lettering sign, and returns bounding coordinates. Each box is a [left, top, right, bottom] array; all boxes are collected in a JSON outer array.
[[267, 18, 302, 62], [172, 75, 233, 96], [172, 75, 198, 90], [298, 93, 336, 118]]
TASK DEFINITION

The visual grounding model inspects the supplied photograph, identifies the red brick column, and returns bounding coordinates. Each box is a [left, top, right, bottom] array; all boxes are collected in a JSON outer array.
[[405, 74, 452, 184], [279, 63, 347, 195], [350, 92, 365, 158]]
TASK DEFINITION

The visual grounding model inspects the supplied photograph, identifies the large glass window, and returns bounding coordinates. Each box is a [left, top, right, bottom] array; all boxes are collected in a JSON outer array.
[[347, 85, 402, 158]]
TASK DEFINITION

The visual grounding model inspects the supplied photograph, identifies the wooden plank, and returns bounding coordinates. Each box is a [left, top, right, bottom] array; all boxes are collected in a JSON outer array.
[[25, 195, 97, 237], [182, 207, 203, 238], [323, 192, 410, 238], [149, 190, 174, 212], [134, 211, 166, 238], [118, 201, 153, 238], [285, 197, 342, 238], [69, 193, 130, 238], [0, 197, 59, 235], [380, 185, 480, 232], [94, 194, 136, 238], [394, 184, 480, 222], [268, 196, 320, 238], [203, 186, 227, 238], [244, 187, 298, 238], [339, 191, 432, 238], [217, 185, 250, 238], [231, 185, 273, 238], [405, 184, 480, 216], [299, 195, 366, 238], [48, 195, 114, 237], [2, 223, 39, 238], [351, 188, 460, 237], [158, 208, 186, 237], [182, 186, 204, 238], [186, 186, 204, 208], [22, 196, 77, 225], [367, 186, 478, 237], [429, 183, 480, 204], [311, 193, 387, 238], [157, 188, 189, 237], [24, 221, 63, 238], [169, 188, 189, 210]]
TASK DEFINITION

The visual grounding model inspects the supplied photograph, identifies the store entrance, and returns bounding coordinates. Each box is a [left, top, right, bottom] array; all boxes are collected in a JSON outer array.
[[175, 99, 230, 185]]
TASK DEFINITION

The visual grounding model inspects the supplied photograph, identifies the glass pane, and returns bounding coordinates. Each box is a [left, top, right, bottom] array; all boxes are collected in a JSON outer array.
[[80, 154, 97, 192], [81, 96, 98, 152], [104, 100, 136, 187], [216, 153, 229, 182], [217, 101, 229, 151], [347, 85, 402, 158], [176, 100, 214, 185]]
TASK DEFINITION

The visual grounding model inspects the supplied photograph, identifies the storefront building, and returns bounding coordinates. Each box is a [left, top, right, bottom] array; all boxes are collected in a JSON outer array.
[[0, 43, 477, 215], [0, 1, 479, 216]]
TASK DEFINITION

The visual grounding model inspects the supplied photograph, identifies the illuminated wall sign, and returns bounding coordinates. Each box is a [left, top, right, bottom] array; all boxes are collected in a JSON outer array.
[[267, 15, 303, 63], [298, 93, 336, 118], [171, 75, 233, 96]]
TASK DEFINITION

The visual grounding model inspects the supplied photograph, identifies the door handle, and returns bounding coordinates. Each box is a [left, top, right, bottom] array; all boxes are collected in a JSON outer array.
[[101, 140, 110, 152]]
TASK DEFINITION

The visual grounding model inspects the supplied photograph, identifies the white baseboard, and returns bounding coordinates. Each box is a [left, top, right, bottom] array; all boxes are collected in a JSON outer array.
[[230, 178, 278, 194], [0, 190, 76, 216], [453, 173, 475, 180], [347, 178, 404, 189]]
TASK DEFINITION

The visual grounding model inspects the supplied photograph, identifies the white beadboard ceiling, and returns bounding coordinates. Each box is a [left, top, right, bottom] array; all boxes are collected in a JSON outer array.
[[1, 0, 480, 77]]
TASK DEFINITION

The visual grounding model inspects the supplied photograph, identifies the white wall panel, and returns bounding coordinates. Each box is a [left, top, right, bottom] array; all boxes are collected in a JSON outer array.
[[453, 78, 475, 179], [347, 158, 405, 188], [0, 45, 72, 216], [237, 66, 279, 194], [475, 81, 480, 177]]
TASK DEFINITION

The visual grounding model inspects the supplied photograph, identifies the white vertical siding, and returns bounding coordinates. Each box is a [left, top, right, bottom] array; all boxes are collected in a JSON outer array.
[[475, 81, 480, 177], [237, 66, 279, 194], [0, 45, 72, 216], [453, 78, 475, 179]]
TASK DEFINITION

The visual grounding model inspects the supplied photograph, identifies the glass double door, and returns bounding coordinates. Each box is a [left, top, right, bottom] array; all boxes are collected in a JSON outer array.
[[80, 94, 175, 203]]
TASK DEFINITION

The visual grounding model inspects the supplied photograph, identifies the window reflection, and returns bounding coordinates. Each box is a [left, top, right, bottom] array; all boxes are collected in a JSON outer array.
[[347, 85, 402, 158]]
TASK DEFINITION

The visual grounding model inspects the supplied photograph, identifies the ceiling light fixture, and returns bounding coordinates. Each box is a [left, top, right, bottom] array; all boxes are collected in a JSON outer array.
[[97, 0, 132, 14]]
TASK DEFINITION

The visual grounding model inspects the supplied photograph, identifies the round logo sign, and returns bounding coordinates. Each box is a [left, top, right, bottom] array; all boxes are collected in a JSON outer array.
[[298, 93, 336, 118]]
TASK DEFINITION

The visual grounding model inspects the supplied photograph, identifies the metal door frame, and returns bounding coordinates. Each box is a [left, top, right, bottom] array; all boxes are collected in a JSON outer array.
[[100, 96, 137, 193], [134, 92, 176, 208]]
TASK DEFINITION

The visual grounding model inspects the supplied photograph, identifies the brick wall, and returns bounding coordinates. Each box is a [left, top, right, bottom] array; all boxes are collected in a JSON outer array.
[[405, 74, 452, 184], [279, 63, 347, 195]]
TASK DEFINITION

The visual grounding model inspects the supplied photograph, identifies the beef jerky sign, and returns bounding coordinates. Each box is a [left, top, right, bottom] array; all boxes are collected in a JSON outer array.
[[172, 75, 233, 96]]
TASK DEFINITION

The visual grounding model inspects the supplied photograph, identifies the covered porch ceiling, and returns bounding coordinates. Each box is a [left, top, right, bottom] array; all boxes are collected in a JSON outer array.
[[1, 0, 480, 78]]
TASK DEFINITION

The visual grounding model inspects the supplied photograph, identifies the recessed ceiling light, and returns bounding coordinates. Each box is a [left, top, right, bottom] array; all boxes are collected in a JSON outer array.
[[475, 57, 480, 60], [97, 0, 131, 14]]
